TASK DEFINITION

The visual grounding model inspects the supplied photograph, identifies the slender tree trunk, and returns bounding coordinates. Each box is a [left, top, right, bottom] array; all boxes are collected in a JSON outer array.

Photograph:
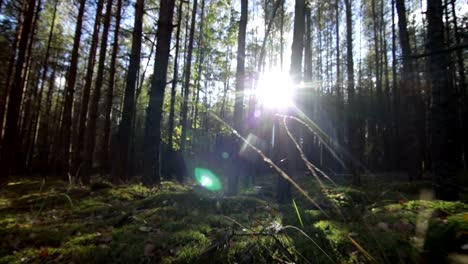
[[257, 0, 282, 73], [427, 0, 460, 200], [344, 0, 360, 185], [304, 6, 312, 83], [73, 0, 104, 176], [80, 0, 113, 184], [0, 0, 36, 177], [100, 0, 122, 171], [391, 0, 399, 169], [142, 0, 175, 186], [38, 58, 57, 172], [34, 0, 58, 172], [192, 0, 206, 132], [168, 0, 184, 150], [60, 0, 86, 174], [19, 0, 41, 169], [113, 0, 144, 182], [180, 0, 198, 152], [227, 0, 247, 196]]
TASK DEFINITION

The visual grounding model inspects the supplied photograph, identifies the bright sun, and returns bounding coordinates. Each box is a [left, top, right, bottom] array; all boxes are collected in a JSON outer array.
[[255, 71, 295, 110]]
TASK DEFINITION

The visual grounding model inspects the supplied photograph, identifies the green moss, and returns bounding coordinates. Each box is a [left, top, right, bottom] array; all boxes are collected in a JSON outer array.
[[424, 212, 468, 264]]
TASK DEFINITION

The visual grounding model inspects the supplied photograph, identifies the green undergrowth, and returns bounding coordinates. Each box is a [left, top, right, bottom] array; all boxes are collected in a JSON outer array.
[[0, 175, 467, 263]]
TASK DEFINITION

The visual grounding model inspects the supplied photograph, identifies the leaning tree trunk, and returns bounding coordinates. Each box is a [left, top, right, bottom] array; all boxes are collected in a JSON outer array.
[[427, 0, 461, 200], [142, 0, 175, 186], [0, 0, 36, 178]]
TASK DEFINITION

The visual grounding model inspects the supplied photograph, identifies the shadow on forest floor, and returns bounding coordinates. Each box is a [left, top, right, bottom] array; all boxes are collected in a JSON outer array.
[[0, 174, 467, 263]]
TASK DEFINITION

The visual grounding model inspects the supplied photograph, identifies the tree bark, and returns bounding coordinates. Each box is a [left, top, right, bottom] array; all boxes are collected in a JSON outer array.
[[35, 0, 59, 172], [180, 0, 198, 152], [168, 0, 184, 150], [60, 0, 86, 174], [396, 0, 421, 179], [450, 0, 467, 170], [80, 0, 113, 184], [73, 0, 104, 176], [427, 0, 460, 200], [101, 0, 122, 171], [142, 0, 175, 186], [227, 0, 247, 196], [113, 0, 144, 182], [0, 0, 36, 177], [344, 0, 360, 185]]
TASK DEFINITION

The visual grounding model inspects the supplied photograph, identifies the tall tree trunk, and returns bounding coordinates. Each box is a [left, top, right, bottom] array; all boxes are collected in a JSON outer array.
[[335, 0, 344, 172], [396, 0, 421, 179], [391, 0, 399, 169], [19, 0, 41, 171], [168, 0, 184, 150], [344, 0, 360, 185], [142, 0, 175, 186], [227, 0, 247, 196], [73, 0, 104, 176], [113, 0, 144, 182], [427, 0, 460, 200], [60, 0, 86, 174], [0, 0, 36, 177], [304, 5, 312, 83], [180, 0, 198, 152], [0, 9, 22, 140], [80, 0, 113, 184], [38, 57, 57, 172], [277, 0, 305, 204], [370, 0, 381, 170], [100, 0, 122, 171], [192, 0, 206, 132], [450, 0, 467, 170], [35, 0, 59, 172]]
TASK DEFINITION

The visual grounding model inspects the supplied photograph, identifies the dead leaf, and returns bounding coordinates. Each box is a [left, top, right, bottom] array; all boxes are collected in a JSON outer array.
[[98, 233, 113, 243], [39, 247, 48, 258], [5, 234, 20, 250], [144, 243, 156, 256]]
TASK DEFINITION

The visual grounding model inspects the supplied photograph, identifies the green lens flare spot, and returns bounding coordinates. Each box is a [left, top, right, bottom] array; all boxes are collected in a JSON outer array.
[[194, 168, 222, 191]]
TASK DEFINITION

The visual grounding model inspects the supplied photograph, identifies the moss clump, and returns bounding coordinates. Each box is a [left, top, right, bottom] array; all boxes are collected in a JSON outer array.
[[424, 213, 468, 264]]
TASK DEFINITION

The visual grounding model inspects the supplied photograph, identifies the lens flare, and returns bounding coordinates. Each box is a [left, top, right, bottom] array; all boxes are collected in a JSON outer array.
[[194, 168, 222, 191]]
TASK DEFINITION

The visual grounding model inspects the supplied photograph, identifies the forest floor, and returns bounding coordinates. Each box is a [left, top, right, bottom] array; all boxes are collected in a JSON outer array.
[[0, 173, 467, 264]]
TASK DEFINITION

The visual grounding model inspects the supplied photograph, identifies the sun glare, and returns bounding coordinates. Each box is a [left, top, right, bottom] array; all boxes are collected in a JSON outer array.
[[256, 71, 295, 110]]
